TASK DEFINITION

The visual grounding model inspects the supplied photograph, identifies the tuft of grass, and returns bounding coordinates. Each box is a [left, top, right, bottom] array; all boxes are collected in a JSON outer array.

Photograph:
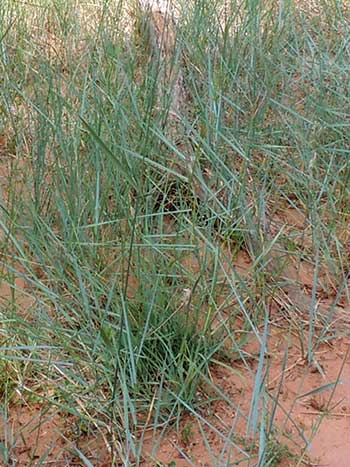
[[1, 0, 350, 465]]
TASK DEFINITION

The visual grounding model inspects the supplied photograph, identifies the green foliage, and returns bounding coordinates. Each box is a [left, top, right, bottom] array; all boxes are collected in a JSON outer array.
[[0, 0, 349, 465]]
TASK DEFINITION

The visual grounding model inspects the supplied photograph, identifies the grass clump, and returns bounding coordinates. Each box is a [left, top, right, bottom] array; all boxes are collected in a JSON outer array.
[[1, 0, 350, 465]]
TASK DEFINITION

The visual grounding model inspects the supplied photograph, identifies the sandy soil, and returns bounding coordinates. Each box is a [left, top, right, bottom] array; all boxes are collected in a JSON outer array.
[[140, 333, 350, 466], [3, 325, 348, 466]]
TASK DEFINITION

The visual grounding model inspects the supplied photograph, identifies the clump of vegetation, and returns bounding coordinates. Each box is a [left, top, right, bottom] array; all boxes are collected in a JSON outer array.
[[0, 0, 349, 465]]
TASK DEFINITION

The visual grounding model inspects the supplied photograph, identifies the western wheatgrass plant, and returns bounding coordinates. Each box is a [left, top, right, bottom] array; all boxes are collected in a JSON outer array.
[[1, 0, 350, 465]]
